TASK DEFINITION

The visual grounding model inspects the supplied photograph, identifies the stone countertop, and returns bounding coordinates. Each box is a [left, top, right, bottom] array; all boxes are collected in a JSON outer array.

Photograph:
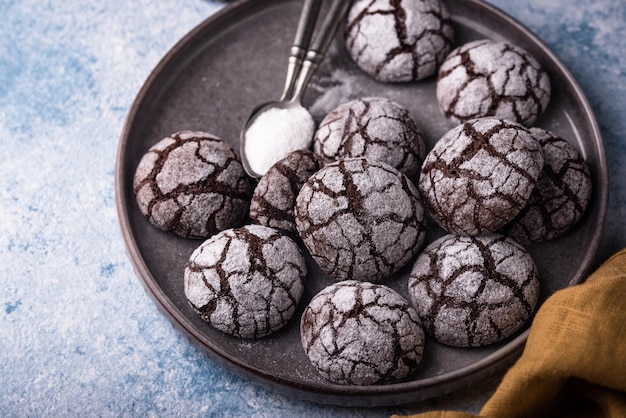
[[1, 0, 624, 416]]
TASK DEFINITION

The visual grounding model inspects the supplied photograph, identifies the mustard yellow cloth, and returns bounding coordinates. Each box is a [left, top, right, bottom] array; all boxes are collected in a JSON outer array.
[[397, 248, 626, 418]]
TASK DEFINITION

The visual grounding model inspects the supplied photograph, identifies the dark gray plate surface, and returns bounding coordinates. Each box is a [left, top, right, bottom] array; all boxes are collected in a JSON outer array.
[[115, 0, 608, 407]]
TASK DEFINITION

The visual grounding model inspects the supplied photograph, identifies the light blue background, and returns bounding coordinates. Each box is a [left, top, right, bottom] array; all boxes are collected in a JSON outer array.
[[1, 0, 625, 416]]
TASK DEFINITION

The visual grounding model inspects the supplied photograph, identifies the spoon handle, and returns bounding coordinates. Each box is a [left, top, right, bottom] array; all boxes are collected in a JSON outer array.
[[309, 0, 350, 59], [280, 0, 323, 101], [289, 0, 351, 103]]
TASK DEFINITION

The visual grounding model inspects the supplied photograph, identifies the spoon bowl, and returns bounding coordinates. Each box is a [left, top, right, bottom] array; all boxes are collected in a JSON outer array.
[[241, 99, 315, 178]]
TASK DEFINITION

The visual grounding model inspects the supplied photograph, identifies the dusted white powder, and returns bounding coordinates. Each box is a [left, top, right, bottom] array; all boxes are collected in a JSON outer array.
[[244, 106, 315, 176]]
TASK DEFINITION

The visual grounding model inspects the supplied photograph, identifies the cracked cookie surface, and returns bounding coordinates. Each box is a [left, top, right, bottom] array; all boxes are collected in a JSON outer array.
[[249, 150, 323, 232], [184, 225, 307, 339], [133, 131, 252, 238], [436, 39, 551, 126], [502, 128, 592, 244], [313, 97, 425, 178], [295, 157, 427, 282], [301, 280, 425, 385], [408, 233, 539, 347], [345, 0, 454, 82], [418, 117, 544, 236]]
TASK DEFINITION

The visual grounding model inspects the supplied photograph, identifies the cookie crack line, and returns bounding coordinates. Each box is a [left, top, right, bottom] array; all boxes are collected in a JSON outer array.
[[185, 226, 305, 339], [339, 159, 417, 275], [187, 234, 234, 319], [379, 0, 450, 80], [423, 120, 530, 177], [438, 40, 550, 124], [410, 234, 538, 347], [302, 282, 424, 384], [380, 0, 414, 78], [420, 119, 542, 234], [133, 131, 252, 238]]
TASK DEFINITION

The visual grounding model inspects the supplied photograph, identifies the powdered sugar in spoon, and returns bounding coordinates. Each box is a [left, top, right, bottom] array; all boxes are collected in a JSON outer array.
[[240, 0, 350, 178]]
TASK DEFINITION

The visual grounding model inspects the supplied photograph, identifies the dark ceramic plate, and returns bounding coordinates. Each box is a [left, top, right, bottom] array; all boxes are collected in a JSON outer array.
[[115, 0, 608, 407]]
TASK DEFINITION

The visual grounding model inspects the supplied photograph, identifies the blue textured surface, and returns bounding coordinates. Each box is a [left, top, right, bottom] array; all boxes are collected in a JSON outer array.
[[1, 0, 625, 416]]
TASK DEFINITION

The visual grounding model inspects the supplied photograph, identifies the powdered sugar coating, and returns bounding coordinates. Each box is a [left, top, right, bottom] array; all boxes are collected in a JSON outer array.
[[295, 158, 427, 282], [133, 131, 252, 238], [313, 97, 426, 178], [418, 117, 544, 235], [244, 106, 316, 176], [436, 39, 551, 126], [408, 233, 539, 347], [502, 128, 592, 244], [301, 280, 425, 385], [249, 150, 323, 232], [345, 0, 454, 82], [184, 225, 307, 339]]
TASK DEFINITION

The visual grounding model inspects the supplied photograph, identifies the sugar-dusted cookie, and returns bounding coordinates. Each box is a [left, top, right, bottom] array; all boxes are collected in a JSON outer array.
[[184, 225, 307, 339], [436, 39, 551, 126], [502, 128, 593, 244], [133, 131, 252, 238], [345, 0, 454, 82], [295, 158, 427, 282], [313, 97, 426, 178], [418, 117, 544, 235], [301, 280, 425, 385], [408, 233, 539, 347], [249, 150, 323, 232]]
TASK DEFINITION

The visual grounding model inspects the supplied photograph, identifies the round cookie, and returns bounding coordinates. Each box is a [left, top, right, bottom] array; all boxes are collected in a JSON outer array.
[[344, 0, 454, 82], [502, 128, 593, 244], [295, 157, 427, 282], [313, 97, 426, 178], [249, 150, 323, 232], [408, 233, 540, 347], [301, 280, 425, 385], [418, 117, 544, 236], [184, 225, 307, 339], [133, 131, 252, 238], [436, 39, 551, 126]]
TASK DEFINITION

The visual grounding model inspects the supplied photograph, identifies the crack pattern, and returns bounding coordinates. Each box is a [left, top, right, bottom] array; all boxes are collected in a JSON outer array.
[[184, 225, 307, 339], [313, 97, 426, 178], [295, 158, 427, 282], [301, 280, 424, 385], [249, 150, 323, 232], [345, 0, 454, 82], [436, 39, 551, 126], [133, 131, 252, 238], [418, 118, 544, 235], [408, 233, 539, 347], [501, 128, 592, 244]]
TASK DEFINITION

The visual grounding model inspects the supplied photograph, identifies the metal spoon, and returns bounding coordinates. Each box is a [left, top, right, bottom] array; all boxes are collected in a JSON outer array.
[[240, 0, 351, 178]]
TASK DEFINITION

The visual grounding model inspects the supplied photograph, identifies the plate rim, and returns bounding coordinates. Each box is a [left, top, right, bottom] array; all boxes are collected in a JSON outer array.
[[115, 0, 609, 407]]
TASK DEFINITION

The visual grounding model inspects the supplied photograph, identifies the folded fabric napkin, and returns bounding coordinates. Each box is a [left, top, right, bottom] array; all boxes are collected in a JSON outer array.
[[397, 248, 626, 418]]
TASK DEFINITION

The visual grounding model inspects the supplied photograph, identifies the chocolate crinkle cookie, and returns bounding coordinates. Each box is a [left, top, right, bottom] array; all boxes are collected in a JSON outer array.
[[313, 97, 426, 178], [345, 0, 454, 82], [501, 128, 592, 244], [249, 150, 323, 232], [418, 117, 544, 236], [301, 280, 425, 385], [295, 157, 427, 282], [133, 131, 252, 238], [408, 233, 540, 347], [436, 39, 551, 126], [184, 225, 307, 339]]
